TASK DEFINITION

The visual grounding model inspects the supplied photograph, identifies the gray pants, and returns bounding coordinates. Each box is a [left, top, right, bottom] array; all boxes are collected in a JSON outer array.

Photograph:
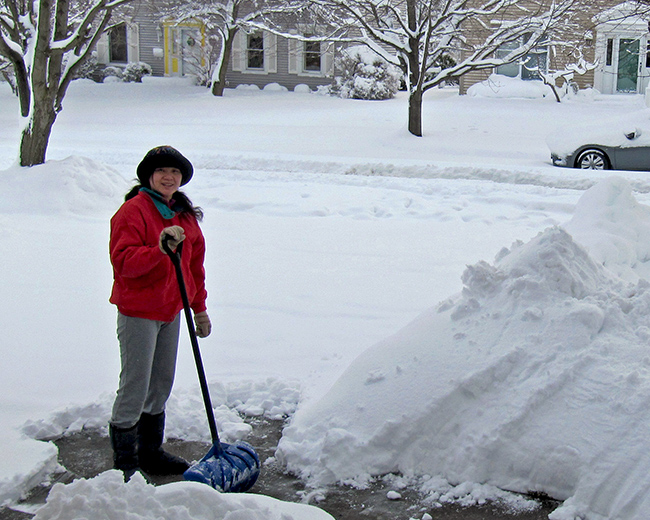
[[110, 312, 181, 429]]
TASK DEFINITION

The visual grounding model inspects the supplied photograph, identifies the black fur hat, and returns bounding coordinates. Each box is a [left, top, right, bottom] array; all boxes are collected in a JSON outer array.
[[137, 146, 193, 186]]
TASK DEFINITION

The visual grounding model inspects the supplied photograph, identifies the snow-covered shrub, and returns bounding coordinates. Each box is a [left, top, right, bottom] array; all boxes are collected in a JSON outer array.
[[332, 45, 401, 100], [294, 84, 312, 93], [263, 82, 288, 93], [72, 53, 100, 81], [123, 61, 152, 83], [102, 66, 123, 82]]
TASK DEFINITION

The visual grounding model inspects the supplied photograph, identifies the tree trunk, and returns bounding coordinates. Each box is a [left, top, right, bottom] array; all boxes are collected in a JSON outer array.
[[405, 0, 423, 137], [20, 104, 57, 167], [408, 88, 423, 137], [211, 28, 237, 97]]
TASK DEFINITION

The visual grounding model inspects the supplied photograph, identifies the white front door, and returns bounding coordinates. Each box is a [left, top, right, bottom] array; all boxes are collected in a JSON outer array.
[[596, 34, 650, 94]]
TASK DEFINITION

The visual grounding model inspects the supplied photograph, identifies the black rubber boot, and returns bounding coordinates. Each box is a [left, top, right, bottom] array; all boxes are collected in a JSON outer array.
[[138, 412, 190, 475], [109, 423, 140, 482]]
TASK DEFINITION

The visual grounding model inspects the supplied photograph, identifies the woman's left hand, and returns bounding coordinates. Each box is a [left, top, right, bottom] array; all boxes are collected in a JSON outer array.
[[194, 311, 212, 338]]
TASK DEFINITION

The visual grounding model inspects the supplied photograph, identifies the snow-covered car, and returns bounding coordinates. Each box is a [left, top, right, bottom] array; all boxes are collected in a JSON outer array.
[[546, 109, 650, 170]]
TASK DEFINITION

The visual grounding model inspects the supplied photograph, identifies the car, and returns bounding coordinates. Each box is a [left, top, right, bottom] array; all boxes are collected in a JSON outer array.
[[547, 109, 650, 171]]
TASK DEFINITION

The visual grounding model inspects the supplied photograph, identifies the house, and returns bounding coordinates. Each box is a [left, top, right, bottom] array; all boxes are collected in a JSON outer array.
[[96, 2, 334, 91], [592, 1, 650, 94], [96, 0, 650, 96], [96, 3, 202, 79], [459, 0, 650, 96], [226, 28, 334, 91]]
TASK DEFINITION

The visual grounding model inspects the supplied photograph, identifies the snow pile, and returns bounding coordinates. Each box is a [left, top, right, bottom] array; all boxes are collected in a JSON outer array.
[[277, 177, 650, 520], [0, 438, 59, 507], [467, 74, 553, 99], [565, 176, 650, 282], [2, 156, 128, 216], [32, 470, 334, 520], [22, 378, 301, 443]]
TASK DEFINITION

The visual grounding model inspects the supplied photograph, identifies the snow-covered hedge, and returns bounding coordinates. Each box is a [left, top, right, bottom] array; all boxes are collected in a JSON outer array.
[[122, 62, 152, 83], [331, 45, 401, 100], [100, 62, 152, 83]]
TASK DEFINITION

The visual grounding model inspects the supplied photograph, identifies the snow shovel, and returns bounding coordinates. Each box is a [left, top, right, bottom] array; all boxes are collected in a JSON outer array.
[[162, 236, 261, 493]]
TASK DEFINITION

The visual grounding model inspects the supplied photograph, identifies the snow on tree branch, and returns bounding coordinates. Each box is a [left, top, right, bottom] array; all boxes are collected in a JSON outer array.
[[0, 0, 136, 166], [305, 0, 588, 136]]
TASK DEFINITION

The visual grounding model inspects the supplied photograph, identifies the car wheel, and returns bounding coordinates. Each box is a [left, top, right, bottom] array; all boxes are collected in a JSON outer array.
[[575, 149, 609, 170]]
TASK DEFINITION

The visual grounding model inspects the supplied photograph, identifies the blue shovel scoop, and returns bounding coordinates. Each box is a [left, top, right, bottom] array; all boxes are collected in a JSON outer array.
[[163, 236, 260, 492]]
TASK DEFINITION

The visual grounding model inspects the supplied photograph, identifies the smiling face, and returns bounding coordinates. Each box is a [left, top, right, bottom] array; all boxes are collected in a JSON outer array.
[[149, 167, 183, 201]]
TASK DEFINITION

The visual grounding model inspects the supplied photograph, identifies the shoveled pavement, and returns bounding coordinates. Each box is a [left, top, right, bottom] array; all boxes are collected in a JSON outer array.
[[0, 418, 560, 520]]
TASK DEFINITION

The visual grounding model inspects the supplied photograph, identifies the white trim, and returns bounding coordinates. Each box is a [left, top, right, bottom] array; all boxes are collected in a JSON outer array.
[[231, 30, 244, 72], [321, 42, 334, 76], [265, 32, 277, 73], [288, 38, 300, 74], [288, 32, 333, 77], [594, 30, 650, 94], [128, 23, 139, 62], [96, 33, 109, 64]]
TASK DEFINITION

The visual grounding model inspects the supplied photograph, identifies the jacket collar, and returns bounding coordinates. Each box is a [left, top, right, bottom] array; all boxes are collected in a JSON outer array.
[[140, 188, 177, 219]]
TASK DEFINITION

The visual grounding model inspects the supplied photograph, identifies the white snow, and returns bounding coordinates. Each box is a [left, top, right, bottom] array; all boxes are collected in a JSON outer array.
[[32, 471, 334, 520], [2, 76, 650, 519], [467, 73, 554, 99], [546, 108, 650, 158]]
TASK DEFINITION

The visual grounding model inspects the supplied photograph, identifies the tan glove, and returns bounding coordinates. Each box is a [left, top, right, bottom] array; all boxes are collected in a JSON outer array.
[[159, 226, 185, 254], [194, 311, 212, 338]]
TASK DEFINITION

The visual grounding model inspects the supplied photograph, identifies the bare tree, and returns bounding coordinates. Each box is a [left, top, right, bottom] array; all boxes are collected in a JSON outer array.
[[307, 0, 586, 136], [531, 44, 597, 102], [0, 0, 134, 166], [153, 0, 305, 96]]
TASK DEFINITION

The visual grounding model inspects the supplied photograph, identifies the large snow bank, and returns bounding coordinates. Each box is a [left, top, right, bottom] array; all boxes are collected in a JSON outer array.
[[277, 177, 650, 520], [32, 470, 334, 520]]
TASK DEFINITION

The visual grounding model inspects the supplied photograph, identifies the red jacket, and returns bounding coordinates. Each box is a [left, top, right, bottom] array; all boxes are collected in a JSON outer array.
[[109, 191, 207, 322]]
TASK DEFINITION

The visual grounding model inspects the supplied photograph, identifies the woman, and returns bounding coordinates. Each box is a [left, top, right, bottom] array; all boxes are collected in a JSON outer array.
[[109, 145, 212, 479]]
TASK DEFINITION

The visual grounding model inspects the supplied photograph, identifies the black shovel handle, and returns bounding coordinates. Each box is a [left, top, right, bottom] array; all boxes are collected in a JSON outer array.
[[162, 234, 220, 445]]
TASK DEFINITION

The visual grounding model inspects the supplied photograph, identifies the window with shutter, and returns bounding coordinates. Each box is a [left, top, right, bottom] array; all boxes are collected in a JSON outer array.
[[109, 24, 128, 63], [247, 32, 264, 70]]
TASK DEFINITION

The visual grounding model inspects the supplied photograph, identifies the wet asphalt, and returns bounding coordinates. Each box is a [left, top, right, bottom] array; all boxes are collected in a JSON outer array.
[[0, 417, 560, 520]]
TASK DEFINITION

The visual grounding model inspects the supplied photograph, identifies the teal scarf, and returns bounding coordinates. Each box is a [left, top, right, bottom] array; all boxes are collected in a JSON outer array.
[[141, 187, 178, 219]]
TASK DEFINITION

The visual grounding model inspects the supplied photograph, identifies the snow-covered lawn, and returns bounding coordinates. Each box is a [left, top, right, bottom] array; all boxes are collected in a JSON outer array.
[[2, 77, 650, 520]]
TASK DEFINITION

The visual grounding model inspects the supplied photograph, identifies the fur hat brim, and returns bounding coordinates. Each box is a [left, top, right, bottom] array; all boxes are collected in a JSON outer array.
[[137, 146, 193, 186]]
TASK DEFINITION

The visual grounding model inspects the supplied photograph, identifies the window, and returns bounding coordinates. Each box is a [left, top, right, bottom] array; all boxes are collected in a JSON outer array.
[[606, 39, 614, 66], [303, 38, 321, 72], [109, 24, 128, 63], [495, 35, 547, 80], [247, 32, 264, 70]]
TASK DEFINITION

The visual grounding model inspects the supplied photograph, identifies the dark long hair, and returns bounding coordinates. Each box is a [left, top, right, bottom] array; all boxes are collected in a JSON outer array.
[[125, 184, 204, 221]]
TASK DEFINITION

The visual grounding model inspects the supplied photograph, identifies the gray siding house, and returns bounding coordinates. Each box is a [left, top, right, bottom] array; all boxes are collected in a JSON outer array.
[[226, 29, 335, 90], [96, 2, 335, 91]]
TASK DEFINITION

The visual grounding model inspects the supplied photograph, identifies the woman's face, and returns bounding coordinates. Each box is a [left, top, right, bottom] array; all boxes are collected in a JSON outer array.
[[150, 167, 183, 201]]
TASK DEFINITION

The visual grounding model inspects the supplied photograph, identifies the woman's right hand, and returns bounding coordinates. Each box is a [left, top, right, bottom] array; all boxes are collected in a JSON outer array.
[[159, 226, 185, 254]]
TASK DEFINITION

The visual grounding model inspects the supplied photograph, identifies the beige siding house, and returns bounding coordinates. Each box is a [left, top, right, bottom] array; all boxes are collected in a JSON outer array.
[[459, 0, 650, 96]]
